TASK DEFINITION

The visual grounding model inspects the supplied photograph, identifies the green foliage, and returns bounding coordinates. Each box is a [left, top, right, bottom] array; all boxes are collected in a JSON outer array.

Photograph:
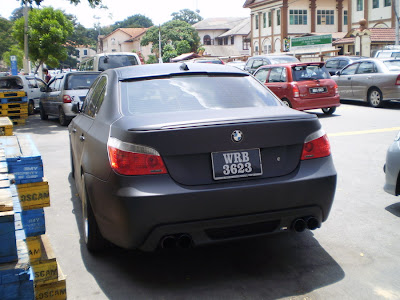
[[112, 14, 153, 30], [10, 7, 24, 21], [162, 44, 177, 63], [13, 7, 74, 70], [21, 0, 103, 8], [0, 18, 16, 60], [146, 55, 158, 64], [141, 20, 200, 58], [2, 45, 24, 69], [176, 40, 191, 55], [171, 9, 203, 25]]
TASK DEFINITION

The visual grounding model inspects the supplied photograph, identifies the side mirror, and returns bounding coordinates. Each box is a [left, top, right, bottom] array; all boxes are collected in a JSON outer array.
[[71, 102, 80, 113], [335, 70, 341, 76]]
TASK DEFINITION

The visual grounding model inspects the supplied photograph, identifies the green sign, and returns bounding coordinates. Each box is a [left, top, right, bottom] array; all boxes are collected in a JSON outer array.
[[291, 34, 332, 48]]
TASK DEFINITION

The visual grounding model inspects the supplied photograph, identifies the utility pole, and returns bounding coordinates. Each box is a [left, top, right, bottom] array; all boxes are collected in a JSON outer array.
[[23, 2, 30, 74], [158, 25, 163, 63], [395, 0, 399, 45]]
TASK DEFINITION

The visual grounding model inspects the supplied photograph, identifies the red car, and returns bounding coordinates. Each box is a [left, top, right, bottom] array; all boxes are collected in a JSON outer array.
[[254, 62, 340, 115]]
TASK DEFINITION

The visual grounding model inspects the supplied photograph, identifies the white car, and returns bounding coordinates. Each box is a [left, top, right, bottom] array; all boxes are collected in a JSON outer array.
[[0, 75, 47, 114]]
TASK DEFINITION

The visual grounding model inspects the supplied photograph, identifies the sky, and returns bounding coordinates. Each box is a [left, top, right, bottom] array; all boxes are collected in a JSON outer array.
[[1, 0, 250, 28]]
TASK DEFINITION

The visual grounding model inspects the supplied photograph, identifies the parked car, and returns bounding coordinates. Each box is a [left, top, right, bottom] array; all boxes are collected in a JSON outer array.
[[78, 52, 142, 71], [325, 56, 367, 75], [0, 75, 47, 114], [374, 49, 400, 59], [186, 57, 225, 64], [384, 131, 400, 196], [254, 62, 340, 115], [244, 55, 299, 74], [69, 62, 337, 253], [39, 71, 100, 125], [331, 58, 400, 108], [226, 61, 246, 70]]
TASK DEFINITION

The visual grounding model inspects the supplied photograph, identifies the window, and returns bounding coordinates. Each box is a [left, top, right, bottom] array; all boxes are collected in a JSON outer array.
[[338, 60, 349, 68], [317, 10, 334, 25], [357, 62, 377, 74], [48, 78, 62, 91], [325, 60, 339, 69], [277, 10, 281, 26], [344, 11, 348, 25], [255, 46, 259, 54], [290, 10, 308, 25], [243, 37, 250, 50], [111, 38, 115, 45], [231, 36, 234, 45], [254, 68, 270, 83], [357, 0, 363, 11], [36, 79, 46, 89], [263, 12, 266, 28], [204, 35, 211, 45], [84, 49, 88, 56], [83, 76, 107, 118], [385, 0, 391, 6], [373, 0, 379, 8], [268, 11, 272, 27], [341, 63, 359, 75], [268, 67, 286, 82], [27, 78, 38, 89], [224, 37, 228, 45], [255, 15, 259, 29], [251, 59, 264, 69]]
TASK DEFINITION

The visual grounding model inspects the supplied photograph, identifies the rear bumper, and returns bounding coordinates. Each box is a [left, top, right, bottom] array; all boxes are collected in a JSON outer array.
[[85, 156, 337, 251], [292, 95, 340, 111]]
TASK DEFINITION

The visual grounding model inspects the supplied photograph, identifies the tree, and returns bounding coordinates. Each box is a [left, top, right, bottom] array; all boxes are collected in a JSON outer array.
[[10, 7, 24, 21], [2, 45, 24, 70], [112, 14, 153, 30], [175, 40, 191, 55], [171, 9, 203, 25], [162, 44, 177, 63], [21, 0, 102, 8], [13, 7, 74, 72], [0, 17, 16, 60], [141, 20, 200, 59]]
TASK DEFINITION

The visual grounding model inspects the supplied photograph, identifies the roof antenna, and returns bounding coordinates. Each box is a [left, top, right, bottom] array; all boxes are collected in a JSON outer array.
[[180, 62, 189, 71]]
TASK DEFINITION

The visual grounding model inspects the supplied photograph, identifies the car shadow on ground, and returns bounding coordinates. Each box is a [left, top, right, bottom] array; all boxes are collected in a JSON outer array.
[[385, 202, 400, 217], [13, 114, 68, 135], [340, 100, 400, 110], [67, 174, 344, 299]]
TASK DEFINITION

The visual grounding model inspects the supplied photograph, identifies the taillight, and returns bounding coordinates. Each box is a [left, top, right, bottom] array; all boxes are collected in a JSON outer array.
[[334, 82, 339, 94], [292, 83, 300, 97], [107, 137, 167, 175], [301, 131, 331, 160], [396, 75, 400, 85], [63, 95, 72, 103]]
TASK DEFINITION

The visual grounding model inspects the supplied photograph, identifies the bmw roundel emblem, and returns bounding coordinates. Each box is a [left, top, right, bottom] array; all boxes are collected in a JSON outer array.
[[231, 130, 243, 143]]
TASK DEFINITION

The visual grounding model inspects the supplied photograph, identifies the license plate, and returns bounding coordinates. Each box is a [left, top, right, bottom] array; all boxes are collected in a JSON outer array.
[[211, 149, 263, 180], [309, 87, 327, 94]]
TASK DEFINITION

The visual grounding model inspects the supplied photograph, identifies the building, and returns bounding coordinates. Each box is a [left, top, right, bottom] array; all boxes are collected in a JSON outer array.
[[74, 46, 96, 63], [97, 28, 152, 61], [193, 18, 251, 57], [243, 0, 352, 55]]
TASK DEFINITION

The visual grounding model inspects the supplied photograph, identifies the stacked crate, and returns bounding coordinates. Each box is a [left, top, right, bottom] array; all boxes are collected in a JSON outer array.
[[0, 91, 29, 126], [0, 126, 66, 299]]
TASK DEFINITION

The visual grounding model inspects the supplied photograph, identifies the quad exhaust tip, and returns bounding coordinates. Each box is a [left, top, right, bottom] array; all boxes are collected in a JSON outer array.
[[292, 216, 320, 232]]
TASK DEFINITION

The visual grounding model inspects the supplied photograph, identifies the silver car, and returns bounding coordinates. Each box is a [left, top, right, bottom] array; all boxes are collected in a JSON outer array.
[[332, 58, 400, 108], [39, 71, 100, 125], [384, 131, 400, 196], [0, 75, 47, 114]]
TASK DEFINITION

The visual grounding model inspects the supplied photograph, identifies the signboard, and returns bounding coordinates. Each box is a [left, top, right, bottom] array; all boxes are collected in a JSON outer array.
[[10, 55, 18, 75], [291, 34, 332, 49]]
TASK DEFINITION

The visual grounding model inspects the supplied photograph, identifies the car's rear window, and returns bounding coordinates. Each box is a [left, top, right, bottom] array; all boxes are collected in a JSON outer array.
[[0, 78, 23, 89], [120, 75, 279, 115], [269, 56, 299, 64], [98, 55, 139, 71], [66, 74, 99, 90], [383, 60, 400, 71], [292, 65, 331, 81]]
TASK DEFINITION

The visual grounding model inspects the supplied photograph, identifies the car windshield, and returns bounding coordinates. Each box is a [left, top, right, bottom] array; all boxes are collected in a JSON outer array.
[[98, 55, 139, 71], [0, 78, 23, 89], [121, 75, 280, 115], [269, 56, 299, 64], [383, 60, 400, 71], [292, 65, 331, 81], [66, 74, 99, 90]]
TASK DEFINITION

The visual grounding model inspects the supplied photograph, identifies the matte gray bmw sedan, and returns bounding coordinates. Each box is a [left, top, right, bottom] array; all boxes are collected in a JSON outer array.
[[69, 63, 337, 252]]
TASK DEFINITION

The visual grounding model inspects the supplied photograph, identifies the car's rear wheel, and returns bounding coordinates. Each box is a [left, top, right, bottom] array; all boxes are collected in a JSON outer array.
[[368, 88, 383, 108], [28, 100, 35, 115], [81, 174, 106, 252], [39, 103, 48, 120], [59, 107, 69, 126], [322, 107, 336, 115], [281, 98, 292, 108]]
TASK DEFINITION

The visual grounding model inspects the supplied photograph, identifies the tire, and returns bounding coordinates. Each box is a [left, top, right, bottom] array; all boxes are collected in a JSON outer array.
[[39, 103, 48, 120], [28, 100, 35, 115], [282, 99, 292, 108], [81, 174, 106, 252], [59, 107, 69, 126], [322, 107, 336, 115], [367, 88, 384, 108]]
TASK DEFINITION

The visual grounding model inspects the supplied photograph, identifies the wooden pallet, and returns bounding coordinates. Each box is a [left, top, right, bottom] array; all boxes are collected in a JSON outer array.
[[0, 118, 13, 136], [0, 103, 28, 110], [17, 180, 50, 210], [11, 119, 26, 126], [0, 109, 28, 116], [0, 97, 28, 104], [0, 91, 26, 98]]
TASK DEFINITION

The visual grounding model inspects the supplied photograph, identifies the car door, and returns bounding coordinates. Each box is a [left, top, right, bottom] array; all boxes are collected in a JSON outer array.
[[336, 63, 359, 99], [33, 78, 47, 109], [265, 67, 287, 100], [48, 76, 64, 115], [350, 61, 377, 100]]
